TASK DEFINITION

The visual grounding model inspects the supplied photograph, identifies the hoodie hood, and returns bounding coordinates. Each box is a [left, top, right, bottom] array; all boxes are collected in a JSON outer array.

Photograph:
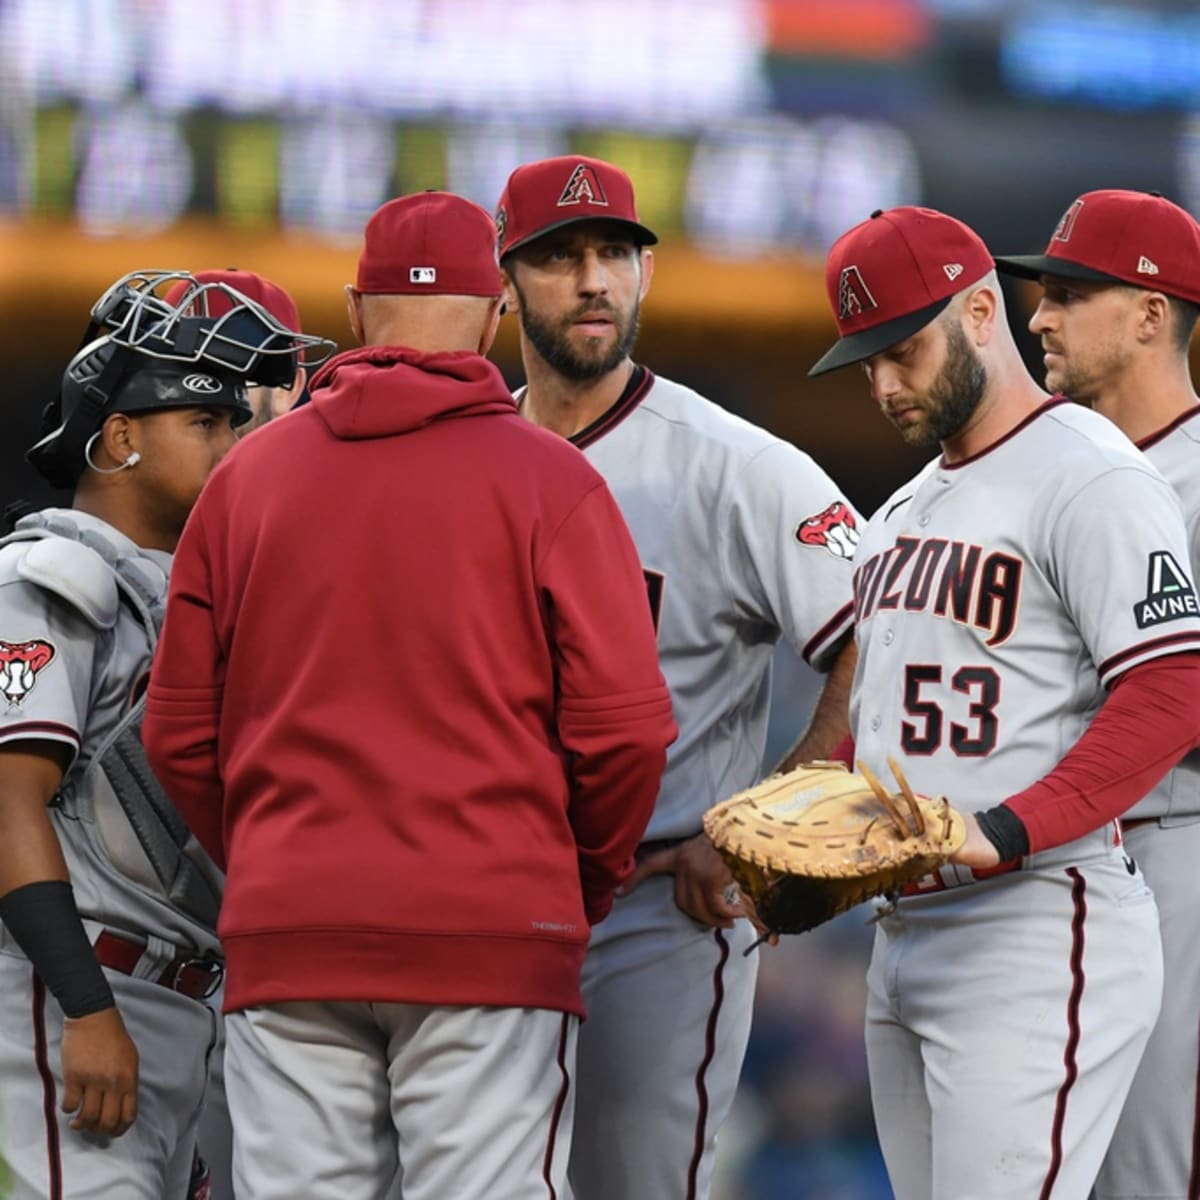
[[308, 345, 516, 440]]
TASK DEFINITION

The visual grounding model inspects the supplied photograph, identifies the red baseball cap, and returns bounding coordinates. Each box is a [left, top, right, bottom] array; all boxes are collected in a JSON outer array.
[[809, 207, 995, 377], [163, 269, 302, 334], [495, 155, 658, 260], [356, 191, 502, 297], [994, 189, 1200, 305]]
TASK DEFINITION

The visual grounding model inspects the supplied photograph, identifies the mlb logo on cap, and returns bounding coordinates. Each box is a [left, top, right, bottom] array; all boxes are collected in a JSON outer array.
[[995, 189, 1200, 306], [809, 207, 994, 377], [356, 191, 502, 298]]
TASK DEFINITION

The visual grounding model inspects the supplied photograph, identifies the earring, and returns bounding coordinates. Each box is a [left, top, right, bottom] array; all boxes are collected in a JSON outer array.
[[84, 432, 141, 474]]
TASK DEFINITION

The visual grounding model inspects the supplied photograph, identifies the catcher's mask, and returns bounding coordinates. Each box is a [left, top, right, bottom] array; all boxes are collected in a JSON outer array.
[[27, 270, 337, 489]]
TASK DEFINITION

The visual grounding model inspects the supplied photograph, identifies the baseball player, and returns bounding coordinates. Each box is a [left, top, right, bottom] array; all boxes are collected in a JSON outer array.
[[996, 189, 1200, 1200], [165, 269, 310, 430], [142, 192, 677, 1200], [0, 271, 324, 1198], [808, 204, 1200, 1198], [162, 266, 313, 1200], [495, 154, 859, 1200]]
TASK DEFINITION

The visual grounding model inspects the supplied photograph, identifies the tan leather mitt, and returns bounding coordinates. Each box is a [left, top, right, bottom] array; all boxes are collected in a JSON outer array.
[[703, 759, 966, 936]]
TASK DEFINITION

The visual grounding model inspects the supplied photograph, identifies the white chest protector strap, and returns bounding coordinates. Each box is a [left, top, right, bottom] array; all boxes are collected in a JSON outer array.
[[1, 515, 223, 933]]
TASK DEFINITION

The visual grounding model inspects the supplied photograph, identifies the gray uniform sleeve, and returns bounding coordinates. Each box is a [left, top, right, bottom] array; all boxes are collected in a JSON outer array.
[[720, 440, 859, 670], [1049, 465, 1200, 687], [0, 579, 98, 763]]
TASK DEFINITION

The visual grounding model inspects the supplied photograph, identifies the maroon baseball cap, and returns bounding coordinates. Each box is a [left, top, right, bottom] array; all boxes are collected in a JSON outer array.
[[164, 269, 303, 334], [809, 207, 995, 377], [495, 155, 658, 260], [356, 191, 502, 297], [994, 189, 1200, 305]]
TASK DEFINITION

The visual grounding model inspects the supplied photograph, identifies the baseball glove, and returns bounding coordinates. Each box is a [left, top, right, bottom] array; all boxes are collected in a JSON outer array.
[[703, 758, 965, 937]]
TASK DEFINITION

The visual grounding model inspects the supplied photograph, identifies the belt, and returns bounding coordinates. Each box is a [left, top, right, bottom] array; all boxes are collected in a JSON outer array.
[[635, 836, 689, 862], [94, 931, 223, 1001], [899, 858, 1022, 898], [1121, 817, 1159, 833]]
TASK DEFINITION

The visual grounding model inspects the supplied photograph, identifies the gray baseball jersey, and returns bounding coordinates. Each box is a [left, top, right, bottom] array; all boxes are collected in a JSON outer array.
[[853, 398, 1200, 1197], [0, 508, 222, 1198], [546, 368, 858, 1200], [1096, 406, 1200, 1200]]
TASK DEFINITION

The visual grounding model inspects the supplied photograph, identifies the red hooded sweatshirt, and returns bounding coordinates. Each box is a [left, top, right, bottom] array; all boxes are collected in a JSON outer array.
[[143, 345, 676, 1016]]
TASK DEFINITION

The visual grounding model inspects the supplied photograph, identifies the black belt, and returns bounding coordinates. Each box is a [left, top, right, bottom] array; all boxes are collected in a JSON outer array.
[[634, 836, 692, 862]]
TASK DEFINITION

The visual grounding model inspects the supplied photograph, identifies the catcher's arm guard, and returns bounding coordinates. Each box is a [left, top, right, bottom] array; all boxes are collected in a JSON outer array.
[[702, 758, 965, 938]]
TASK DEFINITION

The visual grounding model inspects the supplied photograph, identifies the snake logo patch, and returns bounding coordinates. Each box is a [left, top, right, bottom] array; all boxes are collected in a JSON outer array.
[[1134, 550, 1200, 629], [0, 639, 56, 707], [797, 501, 860, 561]]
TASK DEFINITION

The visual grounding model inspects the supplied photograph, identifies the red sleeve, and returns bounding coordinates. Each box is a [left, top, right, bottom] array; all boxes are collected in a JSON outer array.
[[829, 734, 856, 769], [1004, 654, 1200, 854], [143, 503, 228, 870], [541, 482, 677, 925]]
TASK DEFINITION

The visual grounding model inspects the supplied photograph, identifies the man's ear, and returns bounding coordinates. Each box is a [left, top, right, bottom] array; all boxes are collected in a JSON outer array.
[[344, 284, 365, 345], [638, 248, 654, 302], [1135, 291, 1170, 345], [480, 296, 505, 357], [95, 412, 136, 470], [501, 268, 519, 316], [963, 281, 999, 346]]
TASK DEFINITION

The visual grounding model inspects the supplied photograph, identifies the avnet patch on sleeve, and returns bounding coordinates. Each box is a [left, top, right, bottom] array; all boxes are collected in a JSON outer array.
[[1134, 551, 1200, 629]]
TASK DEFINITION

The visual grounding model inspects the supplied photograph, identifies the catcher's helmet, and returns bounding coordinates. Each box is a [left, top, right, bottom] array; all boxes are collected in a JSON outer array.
[[27, 336, 253, 488], [27, 270, 337, 488]]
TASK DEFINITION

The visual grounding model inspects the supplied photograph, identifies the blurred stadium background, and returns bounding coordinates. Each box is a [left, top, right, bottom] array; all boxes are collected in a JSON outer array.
[[2, 1, 1197, 1195]]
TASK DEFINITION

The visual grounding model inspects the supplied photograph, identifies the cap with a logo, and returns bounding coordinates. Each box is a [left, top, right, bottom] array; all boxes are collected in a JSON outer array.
[[163, 269, 303, 335], [809, 207, 994, 377], [356, 191, 502, 297], [495, 155, 658, 260], [994, 189, 1200, 305]]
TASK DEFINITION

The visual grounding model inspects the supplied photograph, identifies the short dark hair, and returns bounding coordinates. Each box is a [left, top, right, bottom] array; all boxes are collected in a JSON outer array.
[[1168, 295, 1200, 354]]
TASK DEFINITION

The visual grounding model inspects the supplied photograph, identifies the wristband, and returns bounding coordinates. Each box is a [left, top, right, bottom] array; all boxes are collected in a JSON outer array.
[[974, 805, 1030, 864], [0, 880, 115, 1017]]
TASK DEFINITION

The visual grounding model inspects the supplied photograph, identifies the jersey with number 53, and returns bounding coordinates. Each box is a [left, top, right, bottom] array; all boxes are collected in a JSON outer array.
[[850, 397, 1200, 866]]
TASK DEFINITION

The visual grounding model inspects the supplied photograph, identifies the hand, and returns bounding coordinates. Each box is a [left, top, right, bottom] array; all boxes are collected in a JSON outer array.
[[60, 1006, 139, 1137], [620, 834, 746, 929], [948, 812, 1003, 871]]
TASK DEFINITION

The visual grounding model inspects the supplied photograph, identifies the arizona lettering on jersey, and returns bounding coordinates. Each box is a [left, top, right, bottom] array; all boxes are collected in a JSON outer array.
[[854, 536, 1022, 647]]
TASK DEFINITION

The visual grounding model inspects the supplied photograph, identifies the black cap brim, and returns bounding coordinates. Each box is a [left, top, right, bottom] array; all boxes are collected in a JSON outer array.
[[501, 215, 658, 261], [993, 254, 1123, 286], [808, 296, 952, 378]]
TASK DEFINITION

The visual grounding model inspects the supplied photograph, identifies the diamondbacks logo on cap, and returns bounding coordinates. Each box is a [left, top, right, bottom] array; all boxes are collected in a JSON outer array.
[[0, 639, 55, 707], [1053, 199, 1084, 243], [410, 267, 437, 284], [1134, 550, 1199, 629], [557, 163, 609, 208], [838, 266, 877, 321], [1137, 256, 1160, 276]]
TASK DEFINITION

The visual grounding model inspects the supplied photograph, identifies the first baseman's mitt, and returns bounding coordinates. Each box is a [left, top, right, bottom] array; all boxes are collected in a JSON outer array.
[[703, 759, 965, 937]]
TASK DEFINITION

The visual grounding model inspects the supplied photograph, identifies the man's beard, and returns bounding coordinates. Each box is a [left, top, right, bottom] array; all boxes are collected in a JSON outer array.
[[907, 321, 988, 446], [516, 288, 641, 381]]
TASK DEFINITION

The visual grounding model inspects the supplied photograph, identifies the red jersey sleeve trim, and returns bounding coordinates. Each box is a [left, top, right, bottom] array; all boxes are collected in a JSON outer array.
[[1098, 630, 1200, 683], [0, 722, 81, 752], [801, 601, 855, 667]]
